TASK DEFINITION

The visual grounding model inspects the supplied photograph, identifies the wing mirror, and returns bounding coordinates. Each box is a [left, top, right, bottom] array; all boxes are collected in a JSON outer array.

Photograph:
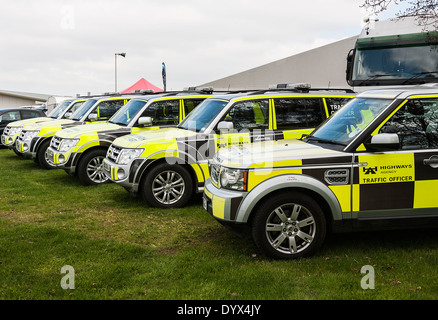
[[88, 113, 98, 121], [217, 116, 234, 132], [138, 116, 153, 126], [365, 133, 400, 151]]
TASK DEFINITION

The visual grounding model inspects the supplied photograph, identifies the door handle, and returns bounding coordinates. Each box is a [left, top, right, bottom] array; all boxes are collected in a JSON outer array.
[[423, 155, 438, 168]]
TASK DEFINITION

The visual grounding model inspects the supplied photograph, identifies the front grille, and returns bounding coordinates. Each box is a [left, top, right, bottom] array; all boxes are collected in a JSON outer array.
[[17, 131, 26, 143], [51, 136, 61, 150], [210, 163, 221, 185], [107, 145, 121, 163], [324, 169, 349, 185]]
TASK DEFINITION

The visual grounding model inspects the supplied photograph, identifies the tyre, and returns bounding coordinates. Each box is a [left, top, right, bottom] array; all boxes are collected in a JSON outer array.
[[252, 191, 327, 259], [37, 139, 56, 169], [141, 163, 193, 208], [77, 149, 109, 185]]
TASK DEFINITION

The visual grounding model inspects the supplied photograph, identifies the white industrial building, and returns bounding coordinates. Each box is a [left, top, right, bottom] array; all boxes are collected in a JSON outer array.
[[201, 35, 358, 91], [0, 90, 51, 109]]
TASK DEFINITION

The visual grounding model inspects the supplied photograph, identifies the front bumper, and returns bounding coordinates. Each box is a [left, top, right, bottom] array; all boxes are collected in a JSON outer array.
[[47, 147, 75, 172], [102, 158, 138, 192], [203, 178, 246, 223], [16, 136, 40, 158], [1, 133, 19, 149]]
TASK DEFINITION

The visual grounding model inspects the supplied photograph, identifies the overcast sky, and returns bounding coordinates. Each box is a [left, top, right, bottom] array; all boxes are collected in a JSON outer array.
[[0, 0, 401, 97]]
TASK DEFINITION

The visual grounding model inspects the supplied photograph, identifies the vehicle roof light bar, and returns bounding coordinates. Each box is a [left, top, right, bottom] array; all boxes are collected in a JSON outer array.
[[183, 86, 214, 94]]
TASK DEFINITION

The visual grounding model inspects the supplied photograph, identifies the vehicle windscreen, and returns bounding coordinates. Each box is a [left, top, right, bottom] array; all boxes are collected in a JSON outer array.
[[178, 99, 229, 132], [353, 45, 438, 84], [47, 100, 74, 119], [109, 99, 147, 126], [70, 99, 98, 121], [308, 98, 392, 146]]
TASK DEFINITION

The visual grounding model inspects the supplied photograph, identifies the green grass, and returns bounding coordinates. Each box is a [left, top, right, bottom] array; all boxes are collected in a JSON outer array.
[[0, 148, 438, 300]]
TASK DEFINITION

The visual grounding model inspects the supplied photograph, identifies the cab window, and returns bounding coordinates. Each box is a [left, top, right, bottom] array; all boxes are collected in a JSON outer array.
[[274, 98, 323, 129], [379, 98, 438, 150], [222, 99, 269, 131], [141, 100, 180, 125], [183, 99, 205, 116], [0, 111, 20, 123]]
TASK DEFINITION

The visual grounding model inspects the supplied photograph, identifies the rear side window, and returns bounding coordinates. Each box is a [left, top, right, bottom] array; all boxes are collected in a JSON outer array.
[[325, 97, 352, 116], [183, 99, 205, 116], [21, 110, 42, 119], [274, 98, 323, 130]]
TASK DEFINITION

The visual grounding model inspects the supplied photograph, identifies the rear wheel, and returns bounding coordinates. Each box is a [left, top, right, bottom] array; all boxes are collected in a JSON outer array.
[[252, 192, 327, 259], [77, 149, 109, 185], [37, 139, 56, 169], [141, 163, 193, 208]]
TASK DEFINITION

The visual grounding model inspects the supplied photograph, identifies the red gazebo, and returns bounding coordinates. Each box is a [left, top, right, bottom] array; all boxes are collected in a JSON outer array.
[[121, 78, 163, 93]]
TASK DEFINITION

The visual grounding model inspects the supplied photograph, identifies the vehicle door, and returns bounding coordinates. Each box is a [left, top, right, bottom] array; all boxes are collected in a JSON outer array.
[[354, 96, 438, 220]]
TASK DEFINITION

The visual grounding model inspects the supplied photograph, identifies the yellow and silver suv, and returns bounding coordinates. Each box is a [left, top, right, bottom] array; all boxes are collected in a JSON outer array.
[[204, 85, 438, 259], [48, 89, 213, 185], [1, 97, 88, 152], [103, 84, 355, 208], [16, 94, 134, 169]]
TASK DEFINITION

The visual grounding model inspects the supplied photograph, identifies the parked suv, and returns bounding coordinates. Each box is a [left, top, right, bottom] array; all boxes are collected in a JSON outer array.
[[1, 98, 88, 152], [48, 89, 213, 185], [203, 85, 438, 259], [16, 94, 134, 169], [0, 107, 45, 137], [103, 84, 354, 208]]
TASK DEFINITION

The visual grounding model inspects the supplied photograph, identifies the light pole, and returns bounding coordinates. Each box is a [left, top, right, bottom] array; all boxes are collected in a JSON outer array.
[[115, 52, 126, 92]]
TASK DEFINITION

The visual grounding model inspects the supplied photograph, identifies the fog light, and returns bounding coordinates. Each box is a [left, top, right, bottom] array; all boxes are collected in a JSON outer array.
[[59, 155, 65, 164], [117, 168, 125, 180], [22, 143, 29, 151]]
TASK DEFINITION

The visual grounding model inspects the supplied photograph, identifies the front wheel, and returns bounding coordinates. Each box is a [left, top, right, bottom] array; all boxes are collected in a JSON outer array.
[[37, 139, 56, 169], [252, 192, 327, 259], [77, 149, 110, 185], [141, 163, 193, 208]]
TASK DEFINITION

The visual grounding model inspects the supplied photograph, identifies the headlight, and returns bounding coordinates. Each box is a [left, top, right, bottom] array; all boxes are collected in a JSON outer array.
[[219, 167, 248, 191], [7, 126, 22, 136], [58, 138, 79, 152], [117, 148, 144, 165], [23, 130, 39, 141]]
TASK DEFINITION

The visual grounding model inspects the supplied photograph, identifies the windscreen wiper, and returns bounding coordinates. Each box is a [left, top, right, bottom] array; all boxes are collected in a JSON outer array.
[[358, 74, 395, 86], [304, 136, 347, 146], [401, 71, 438, 84]]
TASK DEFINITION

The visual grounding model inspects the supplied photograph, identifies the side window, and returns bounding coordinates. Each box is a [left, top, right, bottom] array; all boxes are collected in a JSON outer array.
[[379, 98, 438, 150], [21, 110, 42, 119], [183, 99, 204, 116], [222, 99, 269, 131], [0, 111, 21, 123], [141, 100, 180, 125], [325, 97, 351, 116], [274, 98, 324, 130], [96, 100, 125, 119]]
